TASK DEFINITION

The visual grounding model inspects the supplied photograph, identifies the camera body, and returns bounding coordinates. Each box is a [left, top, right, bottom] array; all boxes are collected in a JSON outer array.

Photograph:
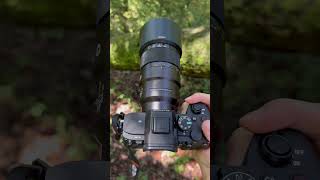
[[115, 102, 210, 152]]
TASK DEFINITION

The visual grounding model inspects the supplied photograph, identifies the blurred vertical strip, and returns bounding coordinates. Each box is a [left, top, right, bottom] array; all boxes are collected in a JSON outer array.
[[211, 0, 226, 165], [95, 0, 110, 161]]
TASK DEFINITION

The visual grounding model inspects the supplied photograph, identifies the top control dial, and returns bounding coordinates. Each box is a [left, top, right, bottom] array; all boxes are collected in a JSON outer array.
[[259, 134, 293, 167], [191, 103, 203, 114], [178, 116, 192, 130], [222, 172, 255, 180]]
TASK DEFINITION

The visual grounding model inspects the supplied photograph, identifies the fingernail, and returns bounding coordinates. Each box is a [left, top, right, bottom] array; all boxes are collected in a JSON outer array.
[[239, 111, 256, 126], [184, 97, 191, 102], [202, 120, 210, 125]]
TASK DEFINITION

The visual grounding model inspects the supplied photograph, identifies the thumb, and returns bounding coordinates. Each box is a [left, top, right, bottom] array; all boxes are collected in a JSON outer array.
[[239, 109, 293, 134], [202, 120, 210, 141], [239, 99, 300, 133], [239, 99, 320, 140], [239, 98, 320, 152]]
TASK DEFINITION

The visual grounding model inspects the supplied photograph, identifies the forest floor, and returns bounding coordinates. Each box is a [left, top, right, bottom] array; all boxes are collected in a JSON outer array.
[[0, 70, 209, 180]]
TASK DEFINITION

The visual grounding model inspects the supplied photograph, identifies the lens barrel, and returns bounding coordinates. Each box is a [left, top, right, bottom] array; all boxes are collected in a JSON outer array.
[[139, 18, 182, 112], [140, 18, 182, 57]]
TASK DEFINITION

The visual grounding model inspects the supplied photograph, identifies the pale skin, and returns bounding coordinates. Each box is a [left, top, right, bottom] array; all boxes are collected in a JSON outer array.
[[184, 96, 320, 180], [240, 98, 320, 152], [184, 93, 210, 180]]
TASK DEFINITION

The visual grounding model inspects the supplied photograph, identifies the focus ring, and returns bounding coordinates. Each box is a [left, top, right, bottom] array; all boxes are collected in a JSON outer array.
[[140, 44, 181, 69]]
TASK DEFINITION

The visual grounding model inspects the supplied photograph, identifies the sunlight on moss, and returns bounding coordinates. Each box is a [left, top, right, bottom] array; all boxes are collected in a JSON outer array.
[[173, 156, 192, 174], [29, 102, 46, 118]]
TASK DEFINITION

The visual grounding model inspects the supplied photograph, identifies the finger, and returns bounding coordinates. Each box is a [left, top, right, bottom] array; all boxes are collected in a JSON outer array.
[[239, 99, 301, 133], [239, 99, 320, 139], [202, 120, 210, 141], [239, 110, 293, 134], [185, 93, 210, 107], [226, 127, 253, 166]]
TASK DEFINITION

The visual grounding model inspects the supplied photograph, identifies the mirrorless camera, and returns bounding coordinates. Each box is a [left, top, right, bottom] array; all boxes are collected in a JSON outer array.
[[112, 18, 210, 152]]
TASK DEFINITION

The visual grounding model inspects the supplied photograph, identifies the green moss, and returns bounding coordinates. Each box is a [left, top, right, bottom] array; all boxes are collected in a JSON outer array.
[[173, 156, 192, 174], [2, 0, 319, 53]]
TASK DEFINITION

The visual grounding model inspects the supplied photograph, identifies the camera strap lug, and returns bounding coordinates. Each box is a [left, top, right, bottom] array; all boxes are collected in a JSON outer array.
[[125, 144, 140, 178], [112, 113, 140, 178], [8, 159, 50, 180], [112, 113, 124, 140]]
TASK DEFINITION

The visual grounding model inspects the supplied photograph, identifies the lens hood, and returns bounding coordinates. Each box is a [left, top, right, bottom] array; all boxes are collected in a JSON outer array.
[[139, 18, 182, 56]]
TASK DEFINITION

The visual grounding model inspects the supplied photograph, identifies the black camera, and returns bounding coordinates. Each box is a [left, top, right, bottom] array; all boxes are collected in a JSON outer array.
[[112, 18, 210, 152]]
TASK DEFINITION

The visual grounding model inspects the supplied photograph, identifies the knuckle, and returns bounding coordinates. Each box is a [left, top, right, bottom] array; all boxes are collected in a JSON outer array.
[[263, 98, 292, 110]]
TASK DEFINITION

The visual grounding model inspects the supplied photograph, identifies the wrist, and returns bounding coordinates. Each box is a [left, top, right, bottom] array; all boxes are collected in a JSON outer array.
[[199, 163, 210, 180]]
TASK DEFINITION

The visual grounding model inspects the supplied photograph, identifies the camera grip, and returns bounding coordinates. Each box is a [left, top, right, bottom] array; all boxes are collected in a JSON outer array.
[[177, 102, 210, 149], [214, 129, 320, 179]]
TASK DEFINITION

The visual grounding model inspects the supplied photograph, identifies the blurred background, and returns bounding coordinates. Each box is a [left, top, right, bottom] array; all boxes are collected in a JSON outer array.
[[0, 1, 101, 180], [110, 1, 210, 179], [0, 0, 319, 180]]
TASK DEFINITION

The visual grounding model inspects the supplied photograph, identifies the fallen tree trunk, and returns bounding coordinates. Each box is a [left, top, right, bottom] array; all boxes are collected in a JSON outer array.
[[1, 0, 319, 53], [1, 0, 319, 77], [225, 0, 320, 53]]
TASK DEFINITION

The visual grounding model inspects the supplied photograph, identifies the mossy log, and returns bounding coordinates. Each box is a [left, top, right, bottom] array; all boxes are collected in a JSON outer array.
[[1, 0, 319, 77]]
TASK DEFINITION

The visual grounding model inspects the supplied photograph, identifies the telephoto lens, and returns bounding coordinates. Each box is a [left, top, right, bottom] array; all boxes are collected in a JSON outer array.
[[112, 18, 210, 153], [139, 18, 182, 112]]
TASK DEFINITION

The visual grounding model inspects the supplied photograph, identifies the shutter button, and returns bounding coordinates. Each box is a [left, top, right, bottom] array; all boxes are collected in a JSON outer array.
[[191, 103, 202, 114], [260, 134, 293, 167]]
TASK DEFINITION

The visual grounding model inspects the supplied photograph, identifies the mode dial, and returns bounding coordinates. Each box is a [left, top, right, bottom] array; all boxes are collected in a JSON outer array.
[[178, 116, 192, 130]]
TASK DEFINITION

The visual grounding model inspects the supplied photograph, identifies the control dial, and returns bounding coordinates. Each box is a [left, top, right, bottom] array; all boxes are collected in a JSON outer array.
[[178, 116, 192, 130], [259, 134, 293, 167], [222, 172, 255, 180], [191, 103, 203, 114]]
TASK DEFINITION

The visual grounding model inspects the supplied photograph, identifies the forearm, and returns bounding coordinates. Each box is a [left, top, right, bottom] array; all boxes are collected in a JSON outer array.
[[199, 164, 210, 180]]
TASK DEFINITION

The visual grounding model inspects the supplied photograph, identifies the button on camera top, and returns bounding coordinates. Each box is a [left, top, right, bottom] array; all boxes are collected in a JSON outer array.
[[191, 103, 203, 114], [260, 134, 293, 167], [266, 135, 291, 156]]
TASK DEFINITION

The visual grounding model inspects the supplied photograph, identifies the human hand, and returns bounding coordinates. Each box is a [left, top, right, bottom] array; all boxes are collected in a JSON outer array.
[[185, 93, 210, 180], [239, 98, 320, 152]]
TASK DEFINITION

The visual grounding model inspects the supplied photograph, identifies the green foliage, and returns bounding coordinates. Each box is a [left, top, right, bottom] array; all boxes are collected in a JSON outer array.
[[225, 0, 320, 53], [0, 0, 95, 26], [0, 85, 14, 100], [63, 127, 99, 160], [223, 45, 320, 139], [1, 0, 320, 54], [180, 76, 210, 99], [173, 156, 192, 174], [29, 102, 46, 118], [116, 176, 127, 180], [137, 171, 148, 180], [111, 0, 210, 77], [56, 115, 68, 137]]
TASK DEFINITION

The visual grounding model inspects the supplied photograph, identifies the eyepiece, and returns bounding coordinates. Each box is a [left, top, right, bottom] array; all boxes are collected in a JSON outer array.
[[140, 18, 182, 57]]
